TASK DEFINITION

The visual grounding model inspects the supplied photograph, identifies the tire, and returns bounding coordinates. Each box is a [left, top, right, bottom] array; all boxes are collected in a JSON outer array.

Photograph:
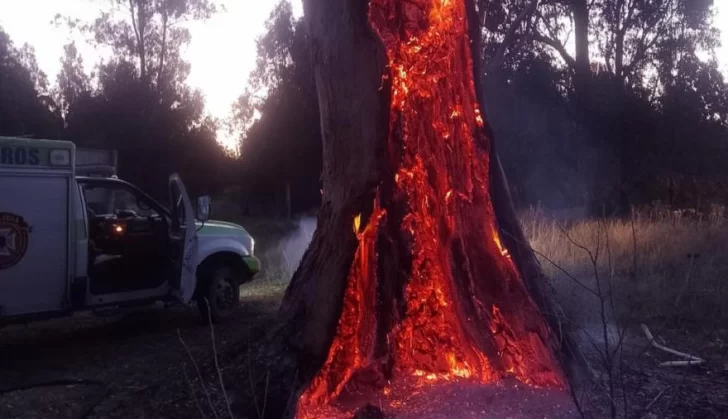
[[196, 265, 242, 324]]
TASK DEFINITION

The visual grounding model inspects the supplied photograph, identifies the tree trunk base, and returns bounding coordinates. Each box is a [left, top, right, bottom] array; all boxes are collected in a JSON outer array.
[[271, 0, 589, 417]]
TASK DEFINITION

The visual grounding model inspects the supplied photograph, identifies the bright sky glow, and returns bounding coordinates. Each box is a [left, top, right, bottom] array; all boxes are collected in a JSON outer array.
[[0, 0, 725, 149], [0, 0, 303, 148]]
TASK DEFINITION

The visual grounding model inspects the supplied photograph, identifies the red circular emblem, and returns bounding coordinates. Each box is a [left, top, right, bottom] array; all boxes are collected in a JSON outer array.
[[0, 212, 30, 270]]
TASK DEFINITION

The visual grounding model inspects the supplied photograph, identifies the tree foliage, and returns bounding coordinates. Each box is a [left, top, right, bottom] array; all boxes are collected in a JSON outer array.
[[231, 1, 322, 215], [237, 0, 728, 215], [2, 0, 728, 214], [468, 0, 728, 212], [1, 1, 231, 200], [0, 28, 62, 138]]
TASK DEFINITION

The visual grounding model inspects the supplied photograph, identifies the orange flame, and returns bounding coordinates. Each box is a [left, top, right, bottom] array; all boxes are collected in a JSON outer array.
[[296, 0, 565, 416]]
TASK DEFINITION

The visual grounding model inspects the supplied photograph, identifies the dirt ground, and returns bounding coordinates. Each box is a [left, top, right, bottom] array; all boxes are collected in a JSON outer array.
[[1, 283, 727, 419], [0, 282, 281, 419], [610, 326, 728, 418]]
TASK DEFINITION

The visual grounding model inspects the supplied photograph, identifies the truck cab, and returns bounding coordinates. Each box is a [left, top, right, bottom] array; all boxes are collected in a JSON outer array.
[[0, 136, 260, 324]]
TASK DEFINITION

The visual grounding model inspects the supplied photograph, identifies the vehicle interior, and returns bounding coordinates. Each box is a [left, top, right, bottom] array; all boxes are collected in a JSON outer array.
[[80, 179, 181, 295]]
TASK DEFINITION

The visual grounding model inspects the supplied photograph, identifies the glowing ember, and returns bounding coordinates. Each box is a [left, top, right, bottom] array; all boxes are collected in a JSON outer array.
[[296, 0, 566, 416]]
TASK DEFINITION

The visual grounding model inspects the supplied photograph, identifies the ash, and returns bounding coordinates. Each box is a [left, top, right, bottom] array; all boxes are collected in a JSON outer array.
[[300, 377, 578, 418]]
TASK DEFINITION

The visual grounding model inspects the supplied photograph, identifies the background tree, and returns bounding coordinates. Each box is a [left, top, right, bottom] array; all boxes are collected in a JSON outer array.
[[55, 41, 92, 116], [0, 28, 62, 138], [54, 0, 230, 198], [471, 0, 728, 213], [231, 1, 322, 216], [230, 0, 728, 217]]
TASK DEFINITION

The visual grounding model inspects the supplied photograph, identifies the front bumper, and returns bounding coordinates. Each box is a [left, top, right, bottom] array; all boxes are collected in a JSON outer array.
[[243, 255, 261, 276]]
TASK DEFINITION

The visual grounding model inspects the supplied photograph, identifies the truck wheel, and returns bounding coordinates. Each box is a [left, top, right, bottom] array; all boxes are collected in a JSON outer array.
[[197, 265, 241, 324]]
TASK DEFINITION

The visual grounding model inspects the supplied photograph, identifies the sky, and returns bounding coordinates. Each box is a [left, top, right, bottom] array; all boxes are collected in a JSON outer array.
[[0, 0, 303, 148], [0, 0, 725, 149]]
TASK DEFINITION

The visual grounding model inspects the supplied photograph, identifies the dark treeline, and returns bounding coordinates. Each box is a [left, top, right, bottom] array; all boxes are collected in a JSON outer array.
[[236, 0, 728, 217], [2, 0, 728, 216], [0, 0, 232, 200]]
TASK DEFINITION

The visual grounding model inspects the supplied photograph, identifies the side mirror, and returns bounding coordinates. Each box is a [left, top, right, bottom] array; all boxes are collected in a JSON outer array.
[[196, 195, 211, 222]]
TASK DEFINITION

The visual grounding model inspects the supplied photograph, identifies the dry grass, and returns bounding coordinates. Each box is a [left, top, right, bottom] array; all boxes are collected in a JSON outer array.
[[521, 207, 728, 330], [214, 196, 728, 330]]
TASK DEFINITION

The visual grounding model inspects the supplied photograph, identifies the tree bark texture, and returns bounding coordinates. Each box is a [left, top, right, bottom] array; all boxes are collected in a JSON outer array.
[[277, 0, 586, 416]]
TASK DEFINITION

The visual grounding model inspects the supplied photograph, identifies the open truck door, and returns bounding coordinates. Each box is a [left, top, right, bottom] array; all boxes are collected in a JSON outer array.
[[168, 174, 198, 303]]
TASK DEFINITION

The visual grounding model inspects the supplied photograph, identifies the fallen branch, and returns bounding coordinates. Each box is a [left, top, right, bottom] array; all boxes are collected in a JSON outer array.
[[641, 324, 705, 366], [658, 360, 704, 367]]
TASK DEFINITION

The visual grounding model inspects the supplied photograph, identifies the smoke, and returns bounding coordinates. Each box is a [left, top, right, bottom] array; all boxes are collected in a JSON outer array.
[[267, 217, 317, 281], [482, 73, 613, 220]]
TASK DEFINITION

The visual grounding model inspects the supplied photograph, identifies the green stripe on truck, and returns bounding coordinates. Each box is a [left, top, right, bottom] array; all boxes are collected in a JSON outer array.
[[243, 255, 261, 275]]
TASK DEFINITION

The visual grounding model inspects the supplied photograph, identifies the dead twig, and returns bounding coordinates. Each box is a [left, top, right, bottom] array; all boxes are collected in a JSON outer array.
[[500, 229, 599, 297], [246, 321, 263, 419], [673, 253, 697, 307], [641, 386, 671, 417], [178, 328, 219, 419], [262, 370, 270, 419], [182, 360, 209, 419], [205, 298, 235, 419]]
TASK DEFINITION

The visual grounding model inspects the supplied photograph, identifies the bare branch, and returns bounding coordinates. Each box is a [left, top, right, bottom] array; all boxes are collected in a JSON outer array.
[[532, 33, 577, 68], [178, 329, 219, 419], [205, 298, 235, 419], [488, 0, 540, 72]]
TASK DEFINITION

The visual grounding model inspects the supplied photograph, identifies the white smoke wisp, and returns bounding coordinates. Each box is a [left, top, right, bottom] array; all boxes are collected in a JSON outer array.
[[273, 217, 317, 281]]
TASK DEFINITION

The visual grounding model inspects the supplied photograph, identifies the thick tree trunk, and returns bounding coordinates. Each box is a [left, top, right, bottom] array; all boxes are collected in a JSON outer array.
[[158, 7, 169, 94], [274, 0, 587, 417], [572, 0, 590, 106], [278, 0, 390, 366]]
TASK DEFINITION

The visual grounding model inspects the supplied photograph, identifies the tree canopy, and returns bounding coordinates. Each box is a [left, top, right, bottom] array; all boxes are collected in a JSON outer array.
[[1, 0, 727, 214], [227, 0, 728, 215], [0, 28, 62, 138], [13, 0, 231, 199], [231, 1, 322, 216]]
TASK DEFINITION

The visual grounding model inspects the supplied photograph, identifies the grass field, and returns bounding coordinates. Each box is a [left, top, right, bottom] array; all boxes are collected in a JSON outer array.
[[188, 202, 728, 417], [522, 207, 728, 330], [221, 202, 728, 332]]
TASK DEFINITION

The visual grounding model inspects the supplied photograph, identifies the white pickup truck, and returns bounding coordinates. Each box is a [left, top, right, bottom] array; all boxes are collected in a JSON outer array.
[[0, 136, 260, 324]]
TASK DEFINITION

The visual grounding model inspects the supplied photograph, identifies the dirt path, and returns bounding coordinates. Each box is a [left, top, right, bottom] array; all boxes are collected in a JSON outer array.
[[0, 286, 280, 419], [2, 287, 727, 419]]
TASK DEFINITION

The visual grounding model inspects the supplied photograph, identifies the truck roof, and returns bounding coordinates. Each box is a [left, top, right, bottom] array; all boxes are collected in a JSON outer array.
[[1, 137, 119, 177], [0, 136, 75, 150], [0, 136, 75, 172], [76, 147, 118, 177]]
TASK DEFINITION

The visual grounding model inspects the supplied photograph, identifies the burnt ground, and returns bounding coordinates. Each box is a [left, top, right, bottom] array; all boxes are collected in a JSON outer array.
[[1, 287, 727, 419], [568, 323, 728, 419], [608, 326, 728, 418]]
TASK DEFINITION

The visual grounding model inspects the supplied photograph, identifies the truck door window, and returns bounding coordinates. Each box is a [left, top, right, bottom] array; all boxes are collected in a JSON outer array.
[[83, 185, 159, 218]]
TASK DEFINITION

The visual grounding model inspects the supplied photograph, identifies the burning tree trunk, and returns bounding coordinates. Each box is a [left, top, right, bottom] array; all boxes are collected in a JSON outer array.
[[277, 0, 586, 416]]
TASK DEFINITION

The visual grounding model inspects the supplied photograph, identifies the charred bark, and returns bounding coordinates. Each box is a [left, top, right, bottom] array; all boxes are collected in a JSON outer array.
[[267, 0, 588, 417], [466, 0, 590, 388], [277, 0, 390, 378]]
